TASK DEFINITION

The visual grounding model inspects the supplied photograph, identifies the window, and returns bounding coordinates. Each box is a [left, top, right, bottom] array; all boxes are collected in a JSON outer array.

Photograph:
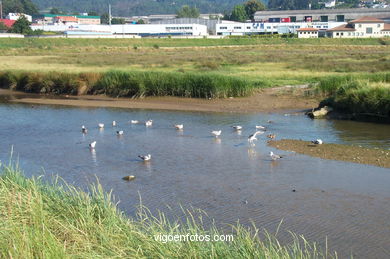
[[341, 33, 344, 36], [336, 32, 339, 36], [359, 24, 362, 28], [234, 26, 241, 29], [336, 15, 344, 22], [377, 24, 380, 28], [247, 27, 251, 29], [366, 27, 373, 34], [220, 27, 227, 29], [320, 16, 328, 22]]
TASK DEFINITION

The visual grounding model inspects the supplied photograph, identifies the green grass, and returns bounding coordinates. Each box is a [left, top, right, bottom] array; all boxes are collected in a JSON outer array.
[[0, 162, 335, 258], [0, 70, 254, 98]]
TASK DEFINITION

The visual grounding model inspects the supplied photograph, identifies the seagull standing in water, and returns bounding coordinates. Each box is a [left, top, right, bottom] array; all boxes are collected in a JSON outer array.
[[131, 120, 139, 124], [174, 124, 184, 130], [145, 120, 153, 127], [232, 125, 242, 131], [98, 123, 104, 129], [116, 130, 124, 136], [256, 125, 266, 130], [81, 125, 88, 134], [112, 121, 117, 127], [269, 151, 283, 160], [211, 130, 222, 138], [312, 139, 323, 145], [248, 131, 264, 144], [89, 141, 96, 149], [138, 154, 151, 161]]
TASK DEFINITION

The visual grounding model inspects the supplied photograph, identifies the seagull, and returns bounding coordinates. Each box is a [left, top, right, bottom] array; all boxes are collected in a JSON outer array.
[[267, 134, 276, 139], [211, 130, 222, 137], [89, 141, 96, 149], [269, 151, 283, 160], [232, 125, 242, 131], [248, 131, 264, 144], [116, 130, 124, 136], [131, 120, 139, 124], [145, 120, 153, 127], [98, 123, 104, 129], [256, 125, 266, 130], [138, 154, 151, 161], [112, 121, 117, 127], [174, 124, 184, 130], [81, 125, 88, 134], [312, 139, 323, 145]]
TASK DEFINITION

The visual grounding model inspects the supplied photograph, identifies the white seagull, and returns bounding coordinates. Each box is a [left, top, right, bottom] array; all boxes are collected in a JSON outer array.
[[131, 120, 139, 124], [98, 123, 104, 129], [255, 125, 266, 130], [116, 130, 124, 136], [312, 139, 323, 145], [211, 130, 222, 137], [232, 125, 242, 131], [248, 131, 264, 144], [112, 121, 117, 127], [269, 151, 283, 160], [81, 125, 88, 134], [138, 154, 151, 161], [145, 120, 153, 127], [89, 141, 96, 149], [174, 124, 184, 130]]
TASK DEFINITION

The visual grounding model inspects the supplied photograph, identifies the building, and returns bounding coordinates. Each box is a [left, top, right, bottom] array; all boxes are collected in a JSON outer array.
[[254, 8, 390, 23], [0, 18, 15, 28], [297, 27, 319, 38], [326, 16, 390, 37], [6, 13, 32, 22], [54, 16, 78, 25], [216, 21, 344, 35], [33, 14, 101, 25]]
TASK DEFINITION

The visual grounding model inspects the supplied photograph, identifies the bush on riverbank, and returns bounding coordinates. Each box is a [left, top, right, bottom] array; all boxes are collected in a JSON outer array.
[[0, 70, 253, 98], [314, 73, 390, 118], [0, 163, 330, 258]]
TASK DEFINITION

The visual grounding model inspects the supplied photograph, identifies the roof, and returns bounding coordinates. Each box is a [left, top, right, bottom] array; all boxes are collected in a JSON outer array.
[[34, 14, 100, 19], [297, 27, 319, 31], [0, 19, 16, 28], [327, 24, 355, 32], [254, 8, 390, 16], [350, 16, 384, 23], [55, 16, 78, 22], [382, 23, 390, 31]]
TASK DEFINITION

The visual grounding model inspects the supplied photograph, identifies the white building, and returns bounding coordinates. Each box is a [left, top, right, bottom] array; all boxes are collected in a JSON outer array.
[[31, 24, 208, 37], [327, 16, 390, 38], [297, 27, 319, 38], [216, 21, 345, 35], [325, 0, 336, 8], [6, 13, 32, 22]]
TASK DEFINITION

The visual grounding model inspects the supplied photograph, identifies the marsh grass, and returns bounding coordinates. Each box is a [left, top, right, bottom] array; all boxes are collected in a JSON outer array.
[[0, 162, 334, 258]]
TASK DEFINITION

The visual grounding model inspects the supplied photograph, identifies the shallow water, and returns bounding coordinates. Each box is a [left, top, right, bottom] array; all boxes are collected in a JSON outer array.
[[0, 101, 390, 258]]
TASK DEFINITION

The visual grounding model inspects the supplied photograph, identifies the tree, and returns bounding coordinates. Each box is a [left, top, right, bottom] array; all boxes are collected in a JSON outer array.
[[3, 0, 38, 15], [244, 0, 266, 20], [50, 8, 61, 14], [176, 5, 200, 18], [137, 19, 145, 24], [100, 13, 109, 24], [88, 11, 99, 16], [230, 5, 248, 22], [111, 18, 125, 24], [0, 22, 8, 31], [10, 16, 32, 35]]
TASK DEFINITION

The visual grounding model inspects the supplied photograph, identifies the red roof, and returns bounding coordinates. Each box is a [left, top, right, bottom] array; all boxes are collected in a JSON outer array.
[[382, 23, 390, 31], [55, 16, 78, 22], [327, 24, 356, 32], [350, 16, 384, 23], [297, 27, 318, 32], [0, 19, 16, 28]]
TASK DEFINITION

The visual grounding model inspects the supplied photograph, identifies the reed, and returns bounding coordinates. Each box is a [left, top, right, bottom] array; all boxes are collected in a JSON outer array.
[[0, 162, 334, 258]]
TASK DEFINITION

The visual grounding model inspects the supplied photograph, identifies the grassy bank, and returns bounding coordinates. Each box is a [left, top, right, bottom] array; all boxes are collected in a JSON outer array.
[[0, 163, 331, 258], [0, 70, 253, 98], [313, 72, 390, 118]]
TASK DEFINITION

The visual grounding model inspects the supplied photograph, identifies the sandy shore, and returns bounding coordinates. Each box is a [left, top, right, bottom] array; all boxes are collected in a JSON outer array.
[[0, 87, 319, 113], [268, 139, 390, 168]]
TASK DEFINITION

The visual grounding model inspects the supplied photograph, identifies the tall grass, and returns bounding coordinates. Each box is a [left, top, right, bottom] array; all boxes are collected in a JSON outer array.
[[0, 70, 254, 98], [0, 162, 334, 258], [314, 72, 390, 117]]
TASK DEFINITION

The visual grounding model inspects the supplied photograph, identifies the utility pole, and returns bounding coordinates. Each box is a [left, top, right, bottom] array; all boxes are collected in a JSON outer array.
[[109, 4, 112, 25], [0, 0, 3, 20]]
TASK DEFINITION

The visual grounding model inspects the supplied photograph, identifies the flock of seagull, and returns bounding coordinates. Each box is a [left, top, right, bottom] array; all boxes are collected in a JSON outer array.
[[81, 119, 324, 162]]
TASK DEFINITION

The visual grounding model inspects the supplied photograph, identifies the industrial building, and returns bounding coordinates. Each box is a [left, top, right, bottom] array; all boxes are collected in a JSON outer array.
[[327, 16, 390, 38], [32, 14, 101, 25], [254, 8, 390, 23]]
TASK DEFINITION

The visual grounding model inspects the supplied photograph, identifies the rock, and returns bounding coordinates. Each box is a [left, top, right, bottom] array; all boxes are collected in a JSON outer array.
[[122, 175, 136, 181], [307, 106, 333, 119]]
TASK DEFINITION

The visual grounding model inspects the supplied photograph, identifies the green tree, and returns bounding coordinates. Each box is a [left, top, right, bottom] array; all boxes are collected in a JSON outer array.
[[0, 22, 8, 31], [3, 0, 38, 15], [230, 5, 248, 22], [111, 18, 125, 24], [244, 0, 266, 20], [176, 5, 200, 18], [100, 13, 109, 24], [10, 16, 32, 35], [50, 8, 61, 14], [137, 19, 145, 24], [88, 11, 99, 16]]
